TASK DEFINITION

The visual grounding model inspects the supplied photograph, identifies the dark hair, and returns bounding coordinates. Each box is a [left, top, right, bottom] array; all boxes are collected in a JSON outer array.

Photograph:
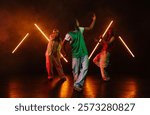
[[104, 27, 115, 42], [52, 28, 61, 42], [69, 19, 79, 31], [107, 28, 114, 37]]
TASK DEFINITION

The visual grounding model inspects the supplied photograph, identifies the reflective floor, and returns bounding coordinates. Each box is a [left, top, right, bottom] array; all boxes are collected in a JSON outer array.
[[0, 74, 150, 98]]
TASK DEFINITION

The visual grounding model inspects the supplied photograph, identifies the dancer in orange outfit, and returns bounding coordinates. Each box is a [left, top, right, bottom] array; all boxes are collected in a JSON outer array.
[[45, 29, 66, 80]]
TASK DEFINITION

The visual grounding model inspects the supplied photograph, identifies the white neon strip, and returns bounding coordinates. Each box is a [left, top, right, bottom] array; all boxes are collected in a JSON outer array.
[[119, 36, 135, 58], [34, 23, 68, 62], [12, 33, 29, 53], [102, 20, 113, 38], [88, 39, 101, 59], [60, 53, 68, 63], [34, 24, 50, 41], [88, 20, 113, 59]]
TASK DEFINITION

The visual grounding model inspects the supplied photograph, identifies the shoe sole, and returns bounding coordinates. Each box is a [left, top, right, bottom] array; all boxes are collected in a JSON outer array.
[[73, 86, 82, 92]]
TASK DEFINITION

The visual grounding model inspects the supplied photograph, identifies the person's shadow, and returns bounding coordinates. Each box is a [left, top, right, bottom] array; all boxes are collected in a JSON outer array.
[[71, 89, 83, 98], [48, 78, 66, 98]]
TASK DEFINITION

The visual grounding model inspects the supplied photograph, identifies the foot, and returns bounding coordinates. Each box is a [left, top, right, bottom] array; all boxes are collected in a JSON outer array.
[[103, 77, 110, 81], [60, 76, 66, 81], [48, 76, 53, 80], [73, 84, 83, 92]]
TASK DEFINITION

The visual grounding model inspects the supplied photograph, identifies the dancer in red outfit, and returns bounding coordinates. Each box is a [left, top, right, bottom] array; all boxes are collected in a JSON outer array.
[[93, 28, 115, 81]]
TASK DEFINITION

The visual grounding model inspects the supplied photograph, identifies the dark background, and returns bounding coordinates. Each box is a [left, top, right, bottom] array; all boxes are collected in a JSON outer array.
[[0, 0, 149, 76]]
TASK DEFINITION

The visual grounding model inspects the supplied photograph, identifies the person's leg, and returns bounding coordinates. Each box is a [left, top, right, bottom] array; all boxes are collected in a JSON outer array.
[[74, 55, 89, 90], [93, 53, 101, 67], [72, 57, 80, 82], [46, 55, 54, 79], [53, 56, 66, 78], [100, 51, 110, 81]]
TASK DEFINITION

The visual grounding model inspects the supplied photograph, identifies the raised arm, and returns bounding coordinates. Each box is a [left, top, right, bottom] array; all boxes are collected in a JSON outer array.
[[84, 13, 96, 30], [60, 34, 71, 57], [108, 36, 115, 45]]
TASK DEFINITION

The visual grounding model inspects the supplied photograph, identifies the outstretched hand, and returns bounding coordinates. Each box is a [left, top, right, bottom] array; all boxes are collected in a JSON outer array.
[[92, 13, 96, 20]]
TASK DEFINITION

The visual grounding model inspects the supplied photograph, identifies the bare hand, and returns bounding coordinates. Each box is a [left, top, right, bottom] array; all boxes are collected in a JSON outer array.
[[92, 13, 96, 20]]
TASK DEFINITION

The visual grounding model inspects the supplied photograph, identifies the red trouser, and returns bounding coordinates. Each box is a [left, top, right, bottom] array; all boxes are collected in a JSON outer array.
[[46, 54, 65, 78], [93, 50, 110, 80]]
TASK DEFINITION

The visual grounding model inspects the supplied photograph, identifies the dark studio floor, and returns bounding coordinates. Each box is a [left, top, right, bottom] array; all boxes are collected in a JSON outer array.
[[0, 73, 150, 98]]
